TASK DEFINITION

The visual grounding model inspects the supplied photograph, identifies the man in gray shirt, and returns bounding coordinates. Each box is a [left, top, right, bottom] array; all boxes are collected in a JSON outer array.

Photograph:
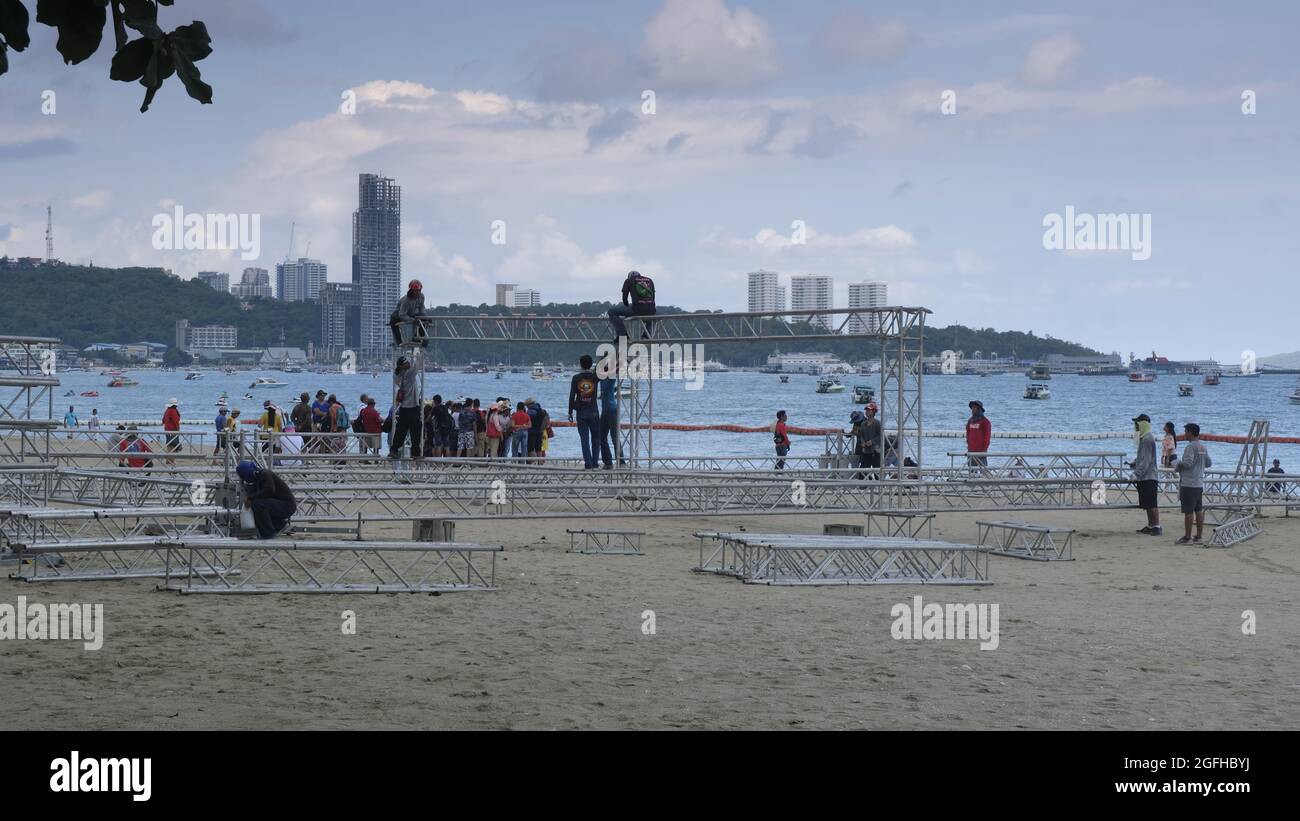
[[387, 356, 423, 459], [1129, 413, 1161, 536], [1172, 422, 1211, 544]]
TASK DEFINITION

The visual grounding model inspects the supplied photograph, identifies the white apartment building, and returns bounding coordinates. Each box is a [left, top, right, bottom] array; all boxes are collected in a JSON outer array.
[[789, 275, 834, 330], [747, 270, 786, 313], [847, 280, 888, 334]]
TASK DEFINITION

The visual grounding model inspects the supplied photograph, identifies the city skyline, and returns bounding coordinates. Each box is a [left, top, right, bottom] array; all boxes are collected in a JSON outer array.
[[1, 1, 1296, 359]]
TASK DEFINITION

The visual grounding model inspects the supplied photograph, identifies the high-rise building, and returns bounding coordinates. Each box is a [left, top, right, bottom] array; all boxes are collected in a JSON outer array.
[[512, 288, 541, 309], [318, 282, 363, 361], [176, 318, 238, 351], [195, 271, 229, 292], [747, 270, 786, 313], [847, 281, 888, 334], [495, 283, 518, 307], [230, 267, 273, 299], [789, 275, 834, 330], [352, 173, 402, 360], [276, 258, 328, 302]]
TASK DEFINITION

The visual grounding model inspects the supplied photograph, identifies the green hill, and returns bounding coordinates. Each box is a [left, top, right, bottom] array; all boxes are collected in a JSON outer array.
[[0, 262, 316, 349]]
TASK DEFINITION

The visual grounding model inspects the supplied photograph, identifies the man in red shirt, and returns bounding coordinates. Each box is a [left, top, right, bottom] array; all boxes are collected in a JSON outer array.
[[965, 400, 991, 469], [358, 396, 383, 457], [119, 427, 153, 469], [162, 398, 182, 466], [773, 410, 791, 470]]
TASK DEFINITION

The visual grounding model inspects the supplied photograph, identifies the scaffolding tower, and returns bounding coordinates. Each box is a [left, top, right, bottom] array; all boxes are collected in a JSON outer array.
[[0, 335, 60, 510]]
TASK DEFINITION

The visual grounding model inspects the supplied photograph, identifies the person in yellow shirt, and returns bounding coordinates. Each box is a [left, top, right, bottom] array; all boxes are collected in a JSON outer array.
[[258, 400, 284, 457]]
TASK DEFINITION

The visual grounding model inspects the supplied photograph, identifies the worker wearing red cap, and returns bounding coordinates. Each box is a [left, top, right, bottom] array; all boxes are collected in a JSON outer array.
[[389, 279, 427, 347]]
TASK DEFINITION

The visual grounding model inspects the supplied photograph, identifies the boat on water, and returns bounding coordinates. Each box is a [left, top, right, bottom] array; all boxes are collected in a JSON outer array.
[[248, 377, 287, 388], [466, 362, 489, 374], [282, 365, 303, 374], [1289, 386, 1300, 405], [79, 390, 99, 397], [107, 376, 139, 387], [494, 371, 504, 379], [185, 370, 203, 381], [1203, 371, 1221, 386], [779, 375, 789, 383], [1027, 364, 1051, 380], [1023, 383, 1051, 400], [815, 376, 846, 394], [531, 363, 554, 380], [1178, 383, 1194, 397], [223, 367, 237, 375], [701, 360, 728, 373], [1128, 370, 1157, 383], [1221, 370, 1261, 379], [851, 385, 875, 404]]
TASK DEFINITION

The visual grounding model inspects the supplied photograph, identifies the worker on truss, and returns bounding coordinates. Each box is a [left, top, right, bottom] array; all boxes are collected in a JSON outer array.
[[236, 460, 296, 539], [389, 279, 428, 348], [608, 270, 656, 342]]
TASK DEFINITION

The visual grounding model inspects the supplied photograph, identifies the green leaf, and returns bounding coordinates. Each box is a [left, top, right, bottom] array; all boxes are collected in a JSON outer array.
[[109, 34, 150, 81], [0, 0, 32, 51], [38, 0, 108, 65], [170, 20, 209, 61], [121, 0, 155, 21], [172, 47, 210, 104]]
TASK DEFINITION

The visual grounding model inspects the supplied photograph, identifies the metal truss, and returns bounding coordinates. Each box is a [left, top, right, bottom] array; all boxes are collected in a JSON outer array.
[[865, 512, 935, 539], [9, 537, 236, 583], [694, 532, 990, 586], [0, 336, 59, 510], [566, 528, 645, 555], [976, 520, 1074, 561], [0, 505, 227, 547], [161, 537, 500, 594], [1206, 508, 1262, 548]]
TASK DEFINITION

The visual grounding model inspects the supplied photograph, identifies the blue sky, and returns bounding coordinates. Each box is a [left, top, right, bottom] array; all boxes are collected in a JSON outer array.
[[1, 0, 1297, 359]]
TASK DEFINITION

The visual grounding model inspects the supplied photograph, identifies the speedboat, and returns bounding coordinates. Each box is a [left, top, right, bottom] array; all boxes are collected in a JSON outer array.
[[248, 377, 287, 388], [185, 370, 203, 380], [851, 385, 875, 404], [1178, 383, 1194, 397], [815, 376, 846, 394], [1023, 383, 1051, 400], [530, 363, 554, 380], [107, 376, 139, 387], [1128, 370, 1157, 383], [1203, 371, 1221, 386]]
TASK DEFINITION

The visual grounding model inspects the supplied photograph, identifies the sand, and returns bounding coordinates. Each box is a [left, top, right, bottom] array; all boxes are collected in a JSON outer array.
[[3, 506, 1298, 730]]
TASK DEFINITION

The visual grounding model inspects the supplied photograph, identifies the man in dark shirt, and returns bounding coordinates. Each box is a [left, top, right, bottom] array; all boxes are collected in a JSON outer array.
[[569, 354, 601, 469], [608, 270, 656, 340], [236, 460, 296, 539]]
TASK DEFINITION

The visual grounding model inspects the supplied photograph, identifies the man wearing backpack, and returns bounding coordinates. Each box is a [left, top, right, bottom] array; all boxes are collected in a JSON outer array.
[[608, 270, 657, 341], [329, 394, 351, 455]]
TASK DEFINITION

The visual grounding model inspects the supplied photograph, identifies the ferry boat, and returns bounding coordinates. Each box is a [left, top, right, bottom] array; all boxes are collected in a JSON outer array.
[[701, 360, 728, 373], [184, 370, 203, 381], [1128, 370, 1157, 383], [1023, 383, 1051, 400], [1221, 370, 1261, 379], [248, 377, 288, 389], [107, 376, 139, 387], [530, 363, 554, 380], [1177, 383, 1194, 397], [1027, 364, 1051, 380], [851, 385, 875, 404], [1203, 371, 1221, 386], [815, 376, 846, 394]]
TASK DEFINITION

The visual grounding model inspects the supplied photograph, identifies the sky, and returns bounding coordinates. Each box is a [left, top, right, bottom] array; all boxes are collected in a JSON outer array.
[[1, 0, 1297, 360]]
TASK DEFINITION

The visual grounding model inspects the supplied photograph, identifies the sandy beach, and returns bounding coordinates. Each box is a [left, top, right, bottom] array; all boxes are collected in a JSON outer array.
[[4, 506, 1297, 731]]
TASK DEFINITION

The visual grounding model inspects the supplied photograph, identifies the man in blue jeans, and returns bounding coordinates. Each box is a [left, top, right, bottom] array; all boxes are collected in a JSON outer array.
[[569, 354, 601, 469], [597, 356, 622, 469]]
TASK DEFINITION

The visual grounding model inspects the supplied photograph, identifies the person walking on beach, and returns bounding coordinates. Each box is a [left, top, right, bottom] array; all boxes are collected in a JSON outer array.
[[213, 404, 229, 457], [510, 401, 531, 458], [63, 405, 77, 438], [569, 354, 601, 469], [87, 409, 101, 432], [965, 400, 991, 470], [162, 398, 182, 466], [597, 359, 622, 469], [774, 410, 791, 470], [608, 270, 657, 341], [359, 396, 382, 458], [388, 356, 422, 460], [1129, 413, 1162, 536], [235, 460, 296, 539], [389, 279, 427, 347], [858, 401, 883, 477], [1160, 421, 1178, 468], [1172, 422, 1211, 544]]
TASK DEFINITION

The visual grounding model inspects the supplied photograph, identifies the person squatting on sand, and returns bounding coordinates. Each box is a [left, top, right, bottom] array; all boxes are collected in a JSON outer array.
[[236, 460, 296, 539]]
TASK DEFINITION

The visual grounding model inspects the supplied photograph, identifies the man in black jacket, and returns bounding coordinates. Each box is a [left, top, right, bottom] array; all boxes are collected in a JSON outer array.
[[236, 460, 296, 539]]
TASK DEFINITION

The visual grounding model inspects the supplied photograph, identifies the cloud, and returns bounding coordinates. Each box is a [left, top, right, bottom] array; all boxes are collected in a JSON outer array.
[[664, 132, 689, 154], [71, 189, 111, 210], [197, 0, 299, 47], [793, 115, 861, 159], [708, 223, 918, 253], [0, 224, 11, 242], [495, 216, 668, 299], [0, 138, 74, 161], [812, 12, 913, 65], [587, 109, 641, 151], [641, 0, 780, 93], [522, 29, 641, 102], [1020, 34, 1084, 88]]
